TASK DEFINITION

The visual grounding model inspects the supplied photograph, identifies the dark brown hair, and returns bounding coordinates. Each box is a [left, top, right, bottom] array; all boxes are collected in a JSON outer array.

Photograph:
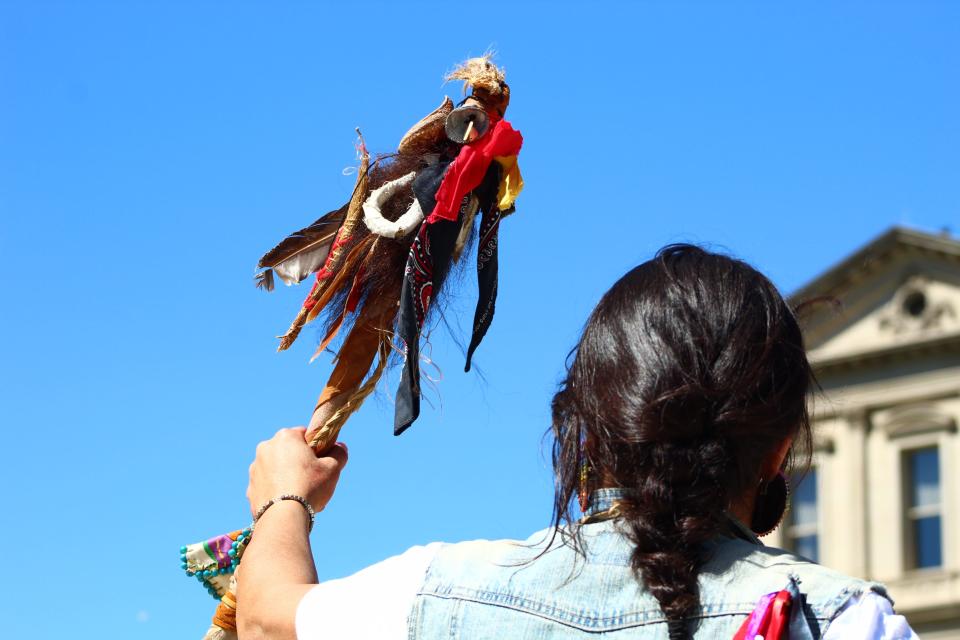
[[550, 244, 814, 638]]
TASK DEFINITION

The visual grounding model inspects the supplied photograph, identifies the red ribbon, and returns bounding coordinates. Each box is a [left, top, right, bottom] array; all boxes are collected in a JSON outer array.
[[733, 589, 792, 640]]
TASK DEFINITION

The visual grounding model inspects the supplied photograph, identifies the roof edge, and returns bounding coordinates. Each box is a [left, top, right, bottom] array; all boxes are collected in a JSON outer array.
[[789, 226, 960, 305]]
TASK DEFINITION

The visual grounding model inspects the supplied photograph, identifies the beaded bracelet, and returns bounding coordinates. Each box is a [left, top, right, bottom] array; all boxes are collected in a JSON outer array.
[[252, 494, 315, 533]]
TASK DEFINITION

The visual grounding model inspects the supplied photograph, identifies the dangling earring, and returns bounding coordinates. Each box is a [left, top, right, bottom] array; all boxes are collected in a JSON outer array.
[[578, 460, 591, 513], [750, 471, 791, 536], [578, 432, 591, 514]]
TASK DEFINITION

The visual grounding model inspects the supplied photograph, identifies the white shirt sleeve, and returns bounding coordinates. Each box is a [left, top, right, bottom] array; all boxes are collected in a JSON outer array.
[[295, 542, 444, 640], [823, 591, 919, 640]]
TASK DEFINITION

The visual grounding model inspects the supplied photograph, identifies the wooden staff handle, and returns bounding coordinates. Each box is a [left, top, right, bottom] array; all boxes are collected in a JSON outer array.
[[305, 393, 350, 453]]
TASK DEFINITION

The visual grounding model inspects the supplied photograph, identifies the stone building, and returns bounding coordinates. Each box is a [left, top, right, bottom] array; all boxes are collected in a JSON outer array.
[[764, 226, 960, 638]]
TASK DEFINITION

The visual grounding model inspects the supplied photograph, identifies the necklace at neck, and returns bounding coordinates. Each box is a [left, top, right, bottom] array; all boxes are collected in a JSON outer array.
[[579, 500, 625, 524]]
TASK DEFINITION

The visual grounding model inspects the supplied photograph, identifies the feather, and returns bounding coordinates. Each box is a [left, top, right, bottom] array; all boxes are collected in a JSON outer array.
[[274, 138, 373, 353], [254, 204, 348, 289], [309, 330, 391, 451], [306, 297, 397, 450], [254, 268, 275, 292], [451, 194, 479, 263], [305, 235, 376, 324], [276, 234, 376, 352], [309, 239, 379, 363]]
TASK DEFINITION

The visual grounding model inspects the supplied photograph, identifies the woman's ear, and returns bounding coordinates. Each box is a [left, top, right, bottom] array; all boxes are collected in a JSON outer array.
[[761, 436, 793, 483]]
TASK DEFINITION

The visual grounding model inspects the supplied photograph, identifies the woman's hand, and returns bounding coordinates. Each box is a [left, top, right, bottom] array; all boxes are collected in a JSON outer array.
[[239, 428, 343, 640], [246, 427, 349, 516]]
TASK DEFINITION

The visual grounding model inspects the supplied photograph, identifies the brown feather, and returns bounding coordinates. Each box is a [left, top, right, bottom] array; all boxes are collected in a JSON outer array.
[[309, 238, 381, 362], [305, 235, 376, 324], [307, 298, 397, 450], [276, 234, 376, 351], [255, 268, 275, 292], [254, 204, 348, 289], [275, 142, 373, 351]]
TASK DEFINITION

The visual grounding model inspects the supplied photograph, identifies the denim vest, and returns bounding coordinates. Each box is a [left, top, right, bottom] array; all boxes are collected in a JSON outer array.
[[408, 489, 889, 639]]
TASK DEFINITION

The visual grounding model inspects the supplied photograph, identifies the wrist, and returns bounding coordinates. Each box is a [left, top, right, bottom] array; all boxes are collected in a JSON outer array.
[[252, 494, 316, 534]]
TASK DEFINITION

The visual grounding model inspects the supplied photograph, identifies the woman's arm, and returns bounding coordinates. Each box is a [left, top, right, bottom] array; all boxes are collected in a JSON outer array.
[[237, 501, 316, 640], [236, 427, 349, 640]]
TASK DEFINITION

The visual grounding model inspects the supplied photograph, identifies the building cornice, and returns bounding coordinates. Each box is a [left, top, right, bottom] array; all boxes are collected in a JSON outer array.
[[810, 331, 960, 374], [789, 226, 960, 305]]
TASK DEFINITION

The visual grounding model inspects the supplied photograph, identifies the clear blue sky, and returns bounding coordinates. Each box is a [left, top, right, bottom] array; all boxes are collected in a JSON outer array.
[[1, 2, 957, 637]]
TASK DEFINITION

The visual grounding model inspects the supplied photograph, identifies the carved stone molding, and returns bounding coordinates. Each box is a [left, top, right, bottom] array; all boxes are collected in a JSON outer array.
[[873, 402, 957, 439], [878, 275, 957, 335]]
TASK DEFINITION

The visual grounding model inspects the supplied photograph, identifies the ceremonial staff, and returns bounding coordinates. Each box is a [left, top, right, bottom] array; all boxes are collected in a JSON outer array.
[[179, 56, 524, 639]]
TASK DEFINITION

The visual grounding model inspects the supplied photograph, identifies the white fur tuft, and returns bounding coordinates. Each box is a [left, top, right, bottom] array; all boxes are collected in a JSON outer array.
[[362, 172, 424, 239]]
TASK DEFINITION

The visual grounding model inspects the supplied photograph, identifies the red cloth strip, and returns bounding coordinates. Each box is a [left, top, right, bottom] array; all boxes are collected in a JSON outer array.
[[427, 119, 522, 224], [733, 589, 792, 640]]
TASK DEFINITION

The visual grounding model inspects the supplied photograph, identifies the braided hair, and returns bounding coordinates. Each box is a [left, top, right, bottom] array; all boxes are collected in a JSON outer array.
[[550, 244, 813, 638]]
